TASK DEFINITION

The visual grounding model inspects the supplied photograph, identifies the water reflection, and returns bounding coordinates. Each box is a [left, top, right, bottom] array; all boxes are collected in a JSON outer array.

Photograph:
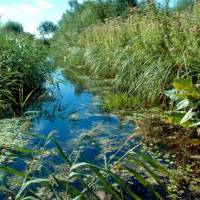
[[27, 70, 135, 161]]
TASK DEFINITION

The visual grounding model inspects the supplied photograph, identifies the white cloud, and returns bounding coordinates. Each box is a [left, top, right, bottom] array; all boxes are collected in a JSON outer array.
[[16, 3, 40, 14], [0, 0, 56, 34], [35, 0, 53, 10], [0, 1, 53, 16]]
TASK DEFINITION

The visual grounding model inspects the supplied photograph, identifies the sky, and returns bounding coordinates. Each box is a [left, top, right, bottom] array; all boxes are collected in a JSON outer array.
[[0, 0, 69, 34], [0, 0, 178, 35]]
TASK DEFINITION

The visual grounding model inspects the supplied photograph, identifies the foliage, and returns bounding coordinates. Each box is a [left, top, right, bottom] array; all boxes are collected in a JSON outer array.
[[104, 93, 142, 111], [0, 130, 174, 199], [0, 118, 29, 163], [3, 21, 24, 33], [38, 21, 57, 37], [52, 2, 200, 106], [174, 0, 196, 11], [165, 79, 200, 128], [0, 31, 49, 116], [0, 1, 198, 199], [68, 0, 80, 11], [54, 0, 137, 42]]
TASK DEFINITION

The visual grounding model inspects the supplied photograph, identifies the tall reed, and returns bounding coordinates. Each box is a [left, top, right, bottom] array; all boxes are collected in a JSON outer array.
[[0, 30, 49, 116], [52, 4, 200, 106]]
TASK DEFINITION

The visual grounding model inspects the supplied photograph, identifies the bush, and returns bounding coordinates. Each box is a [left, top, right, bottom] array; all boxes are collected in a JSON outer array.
[[3, 21, 24, 33], [0, 31, 49, 116]]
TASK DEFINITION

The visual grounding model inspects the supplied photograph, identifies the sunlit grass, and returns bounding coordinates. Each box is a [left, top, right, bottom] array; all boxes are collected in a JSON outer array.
[[0, 30, 49, 116], [52, 4, 200, 106]]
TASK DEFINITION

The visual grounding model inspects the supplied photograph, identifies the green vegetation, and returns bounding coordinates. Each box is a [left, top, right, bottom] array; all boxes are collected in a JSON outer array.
[[50, 1, 200, 198], [0, 29, 49, 116], [166, 79, 200, 128], [52, 2, 200, 106], [38, 21, 57, 38], [3, 21, 24, 33], [0, 117, 30, 163], [0, 129, 174, 199], [0, 0, 199, 199], [104, 93, 142, 111], [174, 0, 195, 11]]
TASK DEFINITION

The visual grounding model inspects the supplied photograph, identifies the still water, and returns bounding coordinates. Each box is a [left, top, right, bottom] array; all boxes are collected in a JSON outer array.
[[0, 70, 167, 199], [27, 70, 136, 163]]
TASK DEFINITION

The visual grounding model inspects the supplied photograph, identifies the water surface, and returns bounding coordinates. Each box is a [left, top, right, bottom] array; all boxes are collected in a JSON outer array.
[[28, 71, 136, 163]]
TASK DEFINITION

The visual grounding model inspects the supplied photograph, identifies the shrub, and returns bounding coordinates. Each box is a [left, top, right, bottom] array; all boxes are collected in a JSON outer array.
[[0, 31, 49, 116], [3, 21, 24, 33]]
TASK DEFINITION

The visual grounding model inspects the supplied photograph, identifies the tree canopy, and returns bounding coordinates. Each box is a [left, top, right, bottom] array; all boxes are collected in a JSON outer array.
[[174, 0, 195, 10], [3, 21, 24, 33], [38, 21, 57, 37]]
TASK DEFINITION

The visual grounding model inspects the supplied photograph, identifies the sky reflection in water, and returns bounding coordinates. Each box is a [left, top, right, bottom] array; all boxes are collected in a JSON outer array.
[[28, 71, 135, 163]]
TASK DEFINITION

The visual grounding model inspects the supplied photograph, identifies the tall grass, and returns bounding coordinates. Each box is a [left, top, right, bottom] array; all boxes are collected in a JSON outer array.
[[52, 3, 200, 106], [0, 128, 175, 199], [0, 30, 49, 116]]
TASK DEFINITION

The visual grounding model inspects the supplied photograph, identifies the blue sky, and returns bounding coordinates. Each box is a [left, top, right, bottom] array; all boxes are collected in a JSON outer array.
[[0, 0, 69, 34], [0, 0, 178, 34]]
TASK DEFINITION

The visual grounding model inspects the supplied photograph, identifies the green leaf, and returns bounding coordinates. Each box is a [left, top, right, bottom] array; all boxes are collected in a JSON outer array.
[[165, 89, 178, 100], [123, 165, 148, 187], [11, 147, 39, 154], [176, 99, 190, 110], [16, 178, 50, 199], [188, 121, 200, 128], [180, 108, 195, 125], [21, 197, 40, 200], [108, 169, 142, 200], [172, 79, 196, 93], [165, 111, 186, 124], [53, 139, 72, 166], [70, 162, 88, 172], [124, 165, 162, 200], [85, 164, 123, 200], [0, 166, 27, 178], [128, 158, 168, 192], [134, 151, 171, 177]]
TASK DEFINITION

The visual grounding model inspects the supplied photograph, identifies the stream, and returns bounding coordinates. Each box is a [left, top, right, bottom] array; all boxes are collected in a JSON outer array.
[[1, 70, 165, 199], [27, 70, 137, 165]]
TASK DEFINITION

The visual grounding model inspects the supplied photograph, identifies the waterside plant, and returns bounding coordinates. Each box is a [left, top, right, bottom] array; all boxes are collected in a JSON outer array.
[[0, 30, 49, 116], [52, 3, 200, 106]]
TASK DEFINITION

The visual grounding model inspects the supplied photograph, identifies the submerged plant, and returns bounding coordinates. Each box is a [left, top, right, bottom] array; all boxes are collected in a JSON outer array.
[[0, 128, 175, 200]]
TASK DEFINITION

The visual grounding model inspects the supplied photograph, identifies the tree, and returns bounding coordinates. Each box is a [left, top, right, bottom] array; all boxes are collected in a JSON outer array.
[[38, 21, 57, 38], [3, 21, 23, 33], [175, 0, 195, 11], [114, 0, 137, 16], [69, 0, 79, 12]]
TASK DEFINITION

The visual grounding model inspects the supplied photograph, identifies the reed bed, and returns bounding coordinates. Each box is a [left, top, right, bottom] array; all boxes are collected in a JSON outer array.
[[0, 30, 49, 116], [53, 4, 200, 106]]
